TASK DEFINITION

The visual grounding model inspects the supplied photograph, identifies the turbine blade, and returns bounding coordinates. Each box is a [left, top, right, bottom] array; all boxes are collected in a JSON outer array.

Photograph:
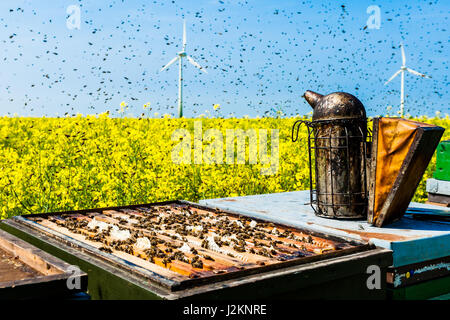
[[401, 43, 406, 66], [160, 56, 179, 72], [384, 69, 402, 85], [187, 55, 207, 73], [406, 68, 431, 78], [183, 20, 186, 50]]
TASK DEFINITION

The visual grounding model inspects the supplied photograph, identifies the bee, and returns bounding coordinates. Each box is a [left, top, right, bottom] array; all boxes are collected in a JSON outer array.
[[99, 246, 112, 253], [257, 248, 272, 258], [156, 249, 166, 259], [270, 241, 278, 247], [172, 251, 187, 263], [162, 257, 172, 267], [190, 256, 203, 269], [203, 255, 214, 261], [214, 237, 223, 247]]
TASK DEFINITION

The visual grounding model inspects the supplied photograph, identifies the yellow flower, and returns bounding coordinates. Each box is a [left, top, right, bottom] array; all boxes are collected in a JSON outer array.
[[0, 114, 447, 218], [119, 101, 128, 114], [213, 104, 220, 110]]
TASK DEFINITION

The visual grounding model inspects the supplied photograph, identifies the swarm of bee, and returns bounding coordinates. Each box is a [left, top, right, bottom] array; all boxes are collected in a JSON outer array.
[[43, 205, 339, 277]]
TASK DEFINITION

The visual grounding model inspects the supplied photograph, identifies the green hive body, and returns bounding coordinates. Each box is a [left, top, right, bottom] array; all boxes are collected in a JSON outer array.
[[434, 140, 450, 181]]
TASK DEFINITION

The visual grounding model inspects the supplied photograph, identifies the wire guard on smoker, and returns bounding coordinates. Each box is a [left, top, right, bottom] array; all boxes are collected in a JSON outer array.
[[292, 91, 371, 219]]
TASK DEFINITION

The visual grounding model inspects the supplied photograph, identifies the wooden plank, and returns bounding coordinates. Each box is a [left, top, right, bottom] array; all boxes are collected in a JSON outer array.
[[0, 229, 70, 277], [426, 178, 450, 196], [0, 220, 167, 299], [427, 193, 450, 207], [0, 246, 42, 283], [0, 228, 88, 298], [0, 238, 61, 276]]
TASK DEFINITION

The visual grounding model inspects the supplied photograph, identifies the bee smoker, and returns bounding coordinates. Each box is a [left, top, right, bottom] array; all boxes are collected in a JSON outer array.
[[292, 91, 370, 219]]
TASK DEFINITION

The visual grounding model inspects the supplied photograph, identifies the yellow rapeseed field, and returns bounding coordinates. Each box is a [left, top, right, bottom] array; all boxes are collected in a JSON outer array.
[[0, 115, 448, 219]]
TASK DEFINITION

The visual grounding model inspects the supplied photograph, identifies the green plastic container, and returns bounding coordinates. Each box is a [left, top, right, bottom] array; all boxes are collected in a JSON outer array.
[[434, 140, 450, 181]]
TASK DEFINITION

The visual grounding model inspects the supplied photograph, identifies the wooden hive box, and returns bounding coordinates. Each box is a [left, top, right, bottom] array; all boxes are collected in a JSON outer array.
[[1, 201, 392, 299], [0, 229, 88, 299], [434, 140, 450, 181]]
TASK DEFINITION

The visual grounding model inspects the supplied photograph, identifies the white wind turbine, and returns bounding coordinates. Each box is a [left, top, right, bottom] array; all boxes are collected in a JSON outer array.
[[160, 20, 207, 118], [384, 43, 431, 117]]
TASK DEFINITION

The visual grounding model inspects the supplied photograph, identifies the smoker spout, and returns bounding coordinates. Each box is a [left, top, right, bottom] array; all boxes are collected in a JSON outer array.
[[303, 90, 323, 109]]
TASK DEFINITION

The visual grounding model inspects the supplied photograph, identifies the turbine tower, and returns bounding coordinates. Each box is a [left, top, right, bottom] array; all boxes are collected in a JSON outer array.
[[384, 43, 431, 117], [160, 20, 207, 118]]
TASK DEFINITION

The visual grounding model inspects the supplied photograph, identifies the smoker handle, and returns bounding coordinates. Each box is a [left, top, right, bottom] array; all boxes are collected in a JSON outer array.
[[291, 120, 312, 142]]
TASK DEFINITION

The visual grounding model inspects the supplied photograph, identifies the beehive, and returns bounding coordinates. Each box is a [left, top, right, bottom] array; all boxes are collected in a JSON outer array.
[[7, 201, 369, 292], [434, 140, 450, 181]]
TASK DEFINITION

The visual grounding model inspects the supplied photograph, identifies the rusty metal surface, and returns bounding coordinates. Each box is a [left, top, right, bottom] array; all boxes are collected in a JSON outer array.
[[293, 90, 369, 219], [313, 119, 368, 218], [199, 190, 450, 267], [304, 91, 366, 121]]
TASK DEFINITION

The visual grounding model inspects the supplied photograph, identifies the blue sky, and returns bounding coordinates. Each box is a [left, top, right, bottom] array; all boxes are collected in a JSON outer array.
[[0, 0, 448, 117]]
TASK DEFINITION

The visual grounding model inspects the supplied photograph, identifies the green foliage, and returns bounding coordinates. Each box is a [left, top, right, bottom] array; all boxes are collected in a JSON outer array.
[[0, 115, 448, 218]]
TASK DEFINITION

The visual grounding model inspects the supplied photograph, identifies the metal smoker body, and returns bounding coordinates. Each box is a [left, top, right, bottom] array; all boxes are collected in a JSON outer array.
[[293, 91, 369, 219]]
